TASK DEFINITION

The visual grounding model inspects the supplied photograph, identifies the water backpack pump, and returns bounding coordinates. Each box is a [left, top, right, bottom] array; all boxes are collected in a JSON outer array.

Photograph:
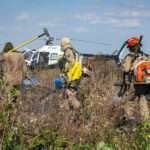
[[134, 58, 150, 83], [54, 76, 66, 89], [54, 62, 82, 89]]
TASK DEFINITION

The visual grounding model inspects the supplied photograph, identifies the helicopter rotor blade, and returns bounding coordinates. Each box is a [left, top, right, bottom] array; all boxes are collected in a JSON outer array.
[[56, 38, 111, 46]]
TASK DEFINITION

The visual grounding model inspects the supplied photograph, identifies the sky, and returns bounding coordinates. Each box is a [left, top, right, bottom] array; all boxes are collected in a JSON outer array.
[[0, 0, 150, 54]]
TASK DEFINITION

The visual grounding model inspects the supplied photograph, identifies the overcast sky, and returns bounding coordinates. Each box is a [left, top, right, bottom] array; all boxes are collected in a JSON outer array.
[[0, 0, 150, 54]]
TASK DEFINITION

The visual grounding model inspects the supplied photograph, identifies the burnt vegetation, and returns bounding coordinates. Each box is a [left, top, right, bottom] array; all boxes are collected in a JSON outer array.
[[0, 55, 149, 150]]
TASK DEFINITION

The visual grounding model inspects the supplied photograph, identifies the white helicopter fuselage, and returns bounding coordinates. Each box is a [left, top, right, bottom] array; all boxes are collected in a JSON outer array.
[[23, 45, 64, 67], [37, 45, 64, 66]]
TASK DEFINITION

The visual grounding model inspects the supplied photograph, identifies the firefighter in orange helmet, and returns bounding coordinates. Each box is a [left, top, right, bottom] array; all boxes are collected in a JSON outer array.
[[122, 37, 143, 84], [123, 37, 143, 72], [121, 37, 150, 122]]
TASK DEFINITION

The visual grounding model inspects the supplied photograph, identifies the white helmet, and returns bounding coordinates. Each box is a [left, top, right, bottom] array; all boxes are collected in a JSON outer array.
[[61, 37, 72, 49]]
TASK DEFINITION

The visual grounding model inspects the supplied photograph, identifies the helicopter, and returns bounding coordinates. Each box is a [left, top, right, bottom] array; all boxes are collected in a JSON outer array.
[[22, 28, 111, 69]]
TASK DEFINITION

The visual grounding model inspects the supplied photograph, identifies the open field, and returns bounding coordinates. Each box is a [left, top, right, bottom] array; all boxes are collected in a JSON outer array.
[[0, 56, 149, 150]]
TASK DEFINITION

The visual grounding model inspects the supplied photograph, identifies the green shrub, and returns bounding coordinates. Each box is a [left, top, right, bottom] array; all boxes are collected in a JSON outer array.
[[29, 129, 69, 150], [135, 121, 150, 150]]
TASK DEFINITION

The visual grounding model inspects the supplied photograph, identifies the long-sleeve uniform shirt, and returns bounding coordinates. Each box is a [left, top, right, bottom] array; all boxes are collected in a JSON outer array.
[[63, 47, 82, 86]]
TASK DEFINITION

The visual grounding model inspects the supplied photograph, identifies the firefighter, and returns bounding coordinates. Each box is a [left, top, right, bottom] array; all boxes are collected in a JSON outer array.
[[60, 37, 79, 71], [59, 37, 82, 109], [121, 37, 149, 122], [60, 37, 81, 88], [1, 42, 27, 90], [122, 37, 143, 84], [2, 42, 14, 53]]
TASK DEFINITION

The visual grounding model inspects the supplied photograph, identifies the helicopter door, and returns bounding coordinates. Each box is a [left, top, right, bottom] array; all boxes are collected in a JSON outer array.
[[38, 52, 49, 68]]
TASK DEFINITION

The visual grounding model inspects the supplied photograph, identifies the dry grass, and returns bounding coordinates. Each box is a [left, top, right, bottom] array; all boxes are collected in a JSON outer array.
[[13, 57, 120, 143], [0, 56, 149, 149]]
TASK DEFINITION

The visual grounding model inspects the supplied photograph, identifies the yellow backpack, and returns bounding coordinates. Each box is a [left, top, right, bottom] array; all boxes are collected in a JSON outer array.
[[67, 62, 82, 81]]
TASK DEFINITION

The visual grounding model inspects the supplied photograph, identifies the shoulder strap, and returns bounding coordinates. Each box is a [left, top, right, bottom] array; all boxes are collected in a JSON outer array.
[[64, 47, 81, 62], [70, 47, 81, 61]]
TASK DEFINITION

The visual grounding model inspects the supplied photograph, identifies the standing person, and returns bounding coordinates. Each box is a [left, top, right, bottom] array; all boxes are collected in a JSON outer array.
[[60, 37, 82, 89], [121, 37, 149, 122], [122, 37, 143, 84], [59, 37, 82, 109], [60, 37, 80, 72]]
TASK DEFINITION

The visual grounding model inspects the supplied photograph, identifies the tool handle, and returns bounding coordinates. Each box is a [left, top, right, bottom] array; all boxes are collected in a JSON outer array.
[[139, 35, 143, 43], [9, 36, 38, 52]]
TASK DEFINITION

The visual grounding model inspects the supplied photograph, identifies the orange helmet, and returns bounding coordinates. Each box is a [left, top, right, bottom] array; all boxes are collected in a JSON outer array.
[[127, 37, 141, 47]]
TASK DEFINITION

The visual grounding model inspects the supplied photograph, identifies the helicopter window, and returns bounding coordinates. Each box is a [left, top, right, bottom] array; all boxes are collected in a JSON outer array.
[[32, 53, 38, 60], [39, 52, 49, 66], [50, 53, 58, 60], [24, 51, 33, 60]]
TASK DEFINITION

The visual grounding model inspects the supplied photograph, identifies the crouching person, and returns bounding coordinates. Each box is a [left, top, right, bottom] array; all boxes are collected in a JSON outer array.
[[55, 37, 82, 110]]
